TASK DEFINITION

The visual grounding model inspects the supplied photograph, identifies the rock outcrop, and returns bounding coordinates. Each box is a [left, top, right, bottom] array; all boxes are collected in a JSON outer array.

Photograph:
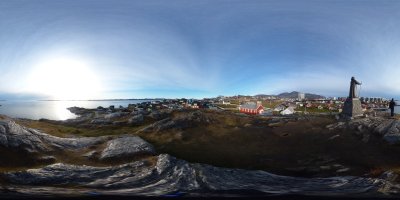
[[0, 118, 108, 154], [1, 154, 398, 197], [0, 120, 50, 153], [128, 114, 144, 125], [326, 117, 400, 145], [99, 136, 155, 160], [138, 111, 212, 133], [3, 115, 400, 197], [104, 112, 129, 120]]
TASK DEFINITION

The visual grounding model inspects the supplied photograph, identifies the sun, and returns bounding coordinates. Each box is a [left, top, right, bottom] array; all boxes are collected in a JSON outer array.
[[27, 57, 102, 100]]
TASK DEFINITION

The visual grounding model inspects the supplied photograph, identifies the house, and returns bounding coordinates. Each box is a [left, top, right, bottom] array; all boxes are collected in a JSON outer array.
[[273, 104, 286, 112], [280, 107, 295, 115], [239, 101, 264, 115], [222, 100, 231, 105]]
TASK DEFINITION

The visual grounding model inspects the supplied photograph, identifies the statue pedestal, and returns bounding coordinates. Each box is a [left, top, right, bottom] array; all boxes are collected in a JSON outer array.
[[342, 98, 363, 118]]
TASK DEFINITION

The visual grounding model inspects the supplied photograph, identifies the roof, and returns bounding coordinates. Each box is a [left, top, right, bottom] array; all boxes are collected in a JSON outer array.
[[281, 107, 295, 115], [240, 102, 263, 110]]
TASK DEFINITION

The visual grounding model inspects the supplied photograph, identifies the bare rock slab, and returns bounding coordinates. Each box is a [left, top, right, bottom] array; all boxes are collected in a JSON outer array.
[[99, 136, 156, 160]]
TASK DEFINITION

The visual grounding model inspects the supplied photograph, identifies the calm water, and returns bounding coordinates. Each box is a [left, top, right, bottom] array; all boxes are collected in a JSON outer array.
[[0, 100, 153, 120]]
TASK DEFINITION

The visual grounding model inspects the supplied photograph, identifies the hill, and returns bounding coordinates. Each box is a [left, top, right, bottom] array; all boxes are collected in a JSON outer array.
[[277, 91, 325, 99]]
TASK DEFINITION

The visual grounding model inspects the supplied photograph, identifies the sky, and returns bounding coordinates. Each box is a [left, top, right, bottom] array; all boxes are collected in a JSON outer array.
[[1, 0, 400, 100]]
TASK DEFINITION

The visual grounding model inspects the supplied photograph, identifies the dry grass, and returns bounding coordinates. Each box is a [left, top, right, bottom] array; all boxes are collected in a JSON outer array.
[[8, 110, 400, 178], [16, 119, 150, 138]]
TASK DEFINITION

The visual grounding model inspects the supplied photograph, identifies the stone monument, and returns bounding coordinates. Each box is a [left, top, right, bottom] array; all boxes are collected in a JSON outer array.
[[342, 76, 363, 118]]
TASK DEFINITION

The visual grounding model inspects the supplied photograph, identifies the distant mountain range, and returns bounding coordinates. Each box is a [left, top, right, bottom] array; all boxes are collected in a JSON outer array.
[[255, 91, 325, 100]]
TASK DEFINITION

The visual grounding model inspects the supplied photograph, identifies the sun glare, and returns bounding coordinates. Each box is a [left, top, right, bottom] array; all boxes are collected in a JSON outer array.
[[27, 57, 102, 100]]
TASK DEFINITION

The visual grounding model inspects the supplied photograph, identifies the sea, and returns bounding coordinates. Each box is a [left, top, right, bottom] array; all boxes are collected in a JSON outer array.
[[0, 100, 155, 120]]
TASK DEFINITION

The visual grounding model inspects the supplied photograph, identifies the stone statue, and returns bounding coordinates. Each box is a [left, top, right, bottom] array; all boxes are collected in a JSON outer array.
[[349, 76, 361, 98], [342, 76, 363, 118]]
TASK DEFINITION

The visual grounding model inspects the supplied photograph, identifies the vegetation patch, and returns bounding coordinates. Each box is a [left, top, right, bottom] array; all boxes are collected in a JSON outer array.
[[9, 110, 400, 178]]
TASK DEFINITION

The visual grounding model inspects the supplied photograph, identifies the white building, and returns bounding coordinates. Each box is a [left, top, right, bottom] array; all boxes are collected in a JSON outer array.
[[298, 92, 305, 100], [281, 107, 295, 115]]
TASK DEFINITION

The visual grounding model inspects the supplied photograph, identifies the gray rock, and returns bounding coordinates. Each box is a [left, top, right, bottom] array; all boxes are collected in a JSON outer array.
[[82, 150, 98, 159], [148, 110, 170, 120], [0, 118, 109, 153], [325, 117, 400, 145], [378, 171, 400, 195], [326, 122, 346, 130], [138, 111, 212, 133], [383, 121, 400, 144], [357, 125, 364, 132], [148, 111, 161, 120], [328, 135, 340, 140], [333, 164, 344, 168], [90, 119, 111, 125], [137, 118, 173, 133], [132, 110, 149, 116], [362, 134, 370, 143], [1, 154, 395, 197], [128, 114, 144, 125], [336, 168, 351, 173], [320, 166, 331, 170], [375, 119, 396, 136], [0, 120, 50, 153], [112, 121, 126, 126], [104, 112, 129, 120], [99, 136, 156, 160], [37, 156, 56, 163]]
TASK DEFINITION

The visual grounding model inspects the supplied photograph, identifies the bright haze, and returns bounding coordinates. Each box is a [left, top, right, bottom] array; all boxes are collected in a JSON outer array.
[[1, 0, 400, 100]]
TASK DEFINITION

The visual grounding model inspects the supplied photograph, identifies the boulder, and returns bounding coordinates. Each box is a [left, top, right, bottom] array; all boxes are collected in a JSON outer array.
[[128, 114, 144, 125], [362, 133, 370, 143], [131, 110, 150, 116], [148, 110, 169, 120], [67, 107, 92, 116], [90, 119, 111, 125], [0, 118, 109, 154], [336, 168, 351, 173], [37, 156, 57, 163], [112, 121, 127, 126], [99, 136, 156, 160], [104, 112, 121, 119], [0, 120, 50, 153], [383, 121, 400, 144], [328, 134, 340, 140], [375, 119, 396, 136], [138, 111, 212, 133]]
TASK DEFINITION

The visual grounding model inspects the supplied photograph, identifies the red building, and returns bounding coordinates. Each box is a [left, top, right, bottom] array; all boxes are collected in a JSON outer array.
[[239, 101, 264, 115]]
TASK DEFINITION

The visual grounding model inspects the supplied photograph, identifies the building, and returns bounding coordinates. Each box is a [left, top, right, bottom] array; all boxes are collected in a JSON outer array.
[[239, 101, 264, 115], [298, 92, 305, 100], [281, 107, 295, 115]]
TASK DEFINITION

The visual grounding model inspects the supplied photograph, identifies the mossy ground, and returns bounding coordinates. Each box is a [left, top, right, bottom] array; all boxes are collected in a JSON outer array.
[[10, 110, 400, 179]]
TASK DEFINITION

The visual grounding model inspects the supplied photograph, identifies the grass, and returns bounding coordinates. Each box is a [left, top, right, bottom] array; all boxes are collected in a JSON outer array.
[[214, 104, 239, 109], [8, 110, 400, 178], [261, 100, 284, 109], [295, 107, 332, 113], [16, 119, 150, 138]]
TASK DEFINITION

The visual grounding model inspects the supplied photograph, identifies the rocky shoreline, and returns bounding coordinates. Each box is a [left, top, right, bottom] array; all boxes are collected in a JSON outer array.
[[2, 109, 400, 197]]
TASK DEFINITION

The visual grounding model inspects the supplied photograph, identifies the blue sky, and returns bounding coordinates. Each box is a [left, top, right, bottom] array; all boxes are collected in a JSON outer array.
[[1, 0, 400, 99]]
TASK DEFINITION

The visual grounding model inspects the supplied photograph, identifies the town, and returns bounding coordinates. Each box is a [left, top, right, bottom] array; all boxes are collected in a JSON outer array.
[[99, 91, 391, 117]]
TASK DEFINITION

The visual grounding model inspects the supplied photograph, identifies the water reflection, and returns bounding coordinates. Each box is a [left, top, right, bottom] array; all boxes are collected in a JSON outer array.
[[53, 101, 77, 120]]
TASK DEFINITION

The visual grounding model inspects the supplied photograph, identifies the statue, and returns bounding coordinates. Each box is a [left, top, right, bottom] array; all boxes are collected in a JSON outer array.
[[349, 76, 361, 98], [342, 76, 363, 118]]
